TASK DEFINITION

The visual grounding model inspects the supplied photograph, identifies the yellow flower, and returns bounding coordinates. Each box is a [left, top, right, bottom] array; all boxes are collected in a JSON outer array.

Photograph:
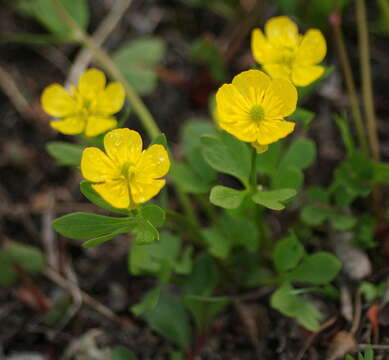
[[215, 69, 297, 152], [251, 16, 327, 87], [41, 68, 125, 137], [81, 128, 170, 209]]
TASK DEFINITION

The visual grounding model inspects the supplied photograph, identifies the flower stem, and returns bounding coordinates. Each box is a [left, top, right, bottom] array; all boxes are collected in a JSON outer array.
[[356, 0, 380, 161], [356, 0, 384, 221], [250, 147, 257, 191], [330, 10, 368, 155]]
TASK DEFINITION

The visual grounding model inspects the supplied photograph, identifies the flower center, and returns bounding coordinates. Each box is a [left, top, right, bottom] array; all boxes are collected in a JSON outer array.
[[249, 105, 265, 122], [121, 161, 135, 181]]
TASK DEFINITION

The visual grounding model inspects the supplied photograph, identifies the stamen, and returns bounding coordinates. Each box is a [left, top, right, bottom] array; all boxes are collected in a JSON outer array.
[[249, 105, 265, 122]]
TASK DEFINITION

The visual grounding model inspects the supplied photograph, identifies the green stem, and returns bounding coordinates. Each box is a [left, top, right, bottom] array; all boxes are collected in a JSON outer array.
[[166, 210, 204, 246], [250, 147, 257, 191], [356, 0, 384, 221], [330, 11, 368, 155], [176, 189, 200, 229], [356, 0, 380, 161]]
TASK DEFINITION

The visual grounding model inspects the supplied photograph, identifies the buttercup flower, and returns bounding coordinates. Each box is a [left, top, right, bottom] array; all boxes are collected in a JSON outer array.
[[251, 16, 327, 87], [216, 69, 297, 153], [41, 68, 125, 137], [81, 128, 170, 209]]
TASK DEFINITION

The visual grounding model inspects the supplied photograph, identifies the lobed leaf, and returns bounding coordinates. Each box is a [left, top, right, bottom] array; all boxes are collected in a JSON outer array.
[[209, 185, 246, 209], [252, 188, 297, 210]]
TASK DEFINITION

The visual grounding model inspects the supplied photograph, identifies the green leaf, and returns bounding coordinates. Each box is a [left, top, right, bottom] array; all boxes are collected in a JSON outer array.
[[133, 219, 159, 245], [113, 37, 165, 95], [252, 188, 297, 210], [373, 161, 389, 184], [171, 163, 214, 194], [144, 292, 191, 350], [271, 282, 322, 331], [129, 232, 182, 275], [329, 213, 357, 231], [256, 141, 283, 176], [288, 252, 342, 285], [46, 141, 83, 166], [187, 149, 216, 184], [359, 282, 380, 303], [111, 346, 138, 360], [334, 152, 373, 199], [203, 214, 260, 259], [363, 347, 374, 360], [209, 185, 246, 209], [273, 234, 305, 273], [201, 132, 251, 186], [182, 295, 229, 332], [53, 212, 135, 240], [183, 254, 218, 296], [82, 227, 132, 248], [0, 253, 17, 286], [169, 352, 185, 360], [300, 205, 331, 226], [306, 186, 330, 203], [272, 167, 304, 190], [80, 181, 129, 215], [353, 216, 377, 249], [18, 0, 89, 37], [43, 296, 72, 326], [202, 227, 231, 259], [140, 205, 165, 228], [131, 287, 161, 316], [289, 107, 315, 129], [181, 119, 216, 154], [174, 246, 193, 275], [279, 138, 316, 170], [0, 241, 45, 286]]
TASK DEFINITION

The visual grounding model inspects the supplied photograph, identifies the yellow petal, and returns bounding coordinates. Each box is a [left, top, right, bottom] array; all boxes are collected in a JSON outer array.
[[231, 70, 271, 104], [81, 147, 119, 182], [292, 65, 324, 87], [251, 141, 268, 153], [84, 116, 117, 137], [257, 119, 295, 145], [262, 78, 297, 118], [251, 28, 272, 64], [50, 116, 85, 135], [78, 68, 106, 99], [265, 16, 299, 48], [216, 83, 250, 120], [96, 82, 125, 115], [92, 180, 130, 209], [136, 144, 170, 180], [41, 84, 76, 117], [104, 128, 143, 167], [131, 179, 166, 205], [263, 63, 292, 81], [295, 29, 326, 65], [218, 120, 259, 142]]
